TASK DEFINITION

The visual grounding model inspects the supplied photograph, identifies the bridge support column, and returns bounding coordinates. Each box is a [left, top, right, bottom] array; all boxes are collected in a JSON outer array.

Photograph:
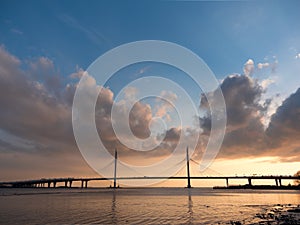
[[248, 178, 252, 186], [226, 178, 229, 187], [85, 180, 88, 188], [81, 180, 84, 188], [47, 182, 50, 188], [69, 181, 72, 188], [279, 179, 282, 186], [53, 182, 56, 188], [64, 181, 68, 188], [275, 179, 278, 186]]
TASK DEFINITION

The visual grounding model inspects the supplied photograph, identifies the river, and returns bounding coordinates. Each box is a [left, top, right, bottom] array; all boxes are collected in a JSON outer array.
[[0, 188, 300, 224]]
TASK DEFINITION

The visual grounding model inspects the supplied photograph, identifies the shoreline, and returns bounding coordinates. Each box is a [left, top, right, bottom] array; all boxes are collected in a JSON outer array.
[[234, 204, 300, 225], [213, 185, 300, 190]]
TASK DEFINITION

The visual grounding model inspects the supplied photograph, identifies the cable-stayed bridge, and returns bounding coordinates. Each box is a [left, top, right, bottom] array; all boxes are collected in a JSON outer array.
[[1, 149, 299, 188]]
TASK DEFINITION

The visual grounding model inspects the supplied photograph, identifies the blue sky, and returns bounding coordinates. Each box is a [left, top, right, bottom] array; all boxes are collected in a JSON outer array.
[[1, 0, 299, 77], [1, 0, 300, 182], [2, 0, 300, 107]]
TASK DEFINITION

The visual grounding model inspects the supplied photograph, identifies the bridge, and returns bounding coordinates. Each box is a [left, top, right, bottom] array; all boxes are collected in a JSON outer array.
[[1, 175, 299, 188], [1, 148, 299, 188]]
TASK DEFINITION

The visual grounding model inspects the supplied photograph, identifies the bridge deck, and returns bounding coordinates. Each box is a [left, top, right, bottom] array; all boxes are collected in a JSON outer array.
[[0, 175, 299, 187]]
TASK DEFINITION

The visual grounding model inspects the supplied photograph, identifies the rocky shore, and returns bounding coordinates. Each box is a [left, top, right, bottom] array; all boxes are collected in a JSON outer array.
[[229, 204, 300, 225]]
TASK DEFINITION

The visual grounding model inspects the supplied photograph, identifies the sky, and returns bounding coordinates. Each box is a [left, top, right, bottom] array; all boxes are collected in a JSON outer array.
[[1, 0, 300, 186]]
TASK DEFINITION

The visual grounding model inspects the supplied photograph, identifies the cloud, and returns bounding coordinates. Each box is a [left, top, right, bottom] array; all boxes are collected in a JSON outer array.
[[271, 59, 279, 73], [243, 59, 255, 76], [0, 46, 95, 180], [199, 73, 267, 158], [295, 53, 300, 59], [59, 14, 110, 48], [29, 57, 62, 94], [199, 72, 300, 162], [267, 88, 300, 140], [0, 46, 72, 148], [201, 74, 263, 130], [10, 28, 23, 35], [260, 77, 275, 89], [69, 67, 85, 79], [123, 86, 138, 100], [262, 88, 300, 161], [257, 62, 270, 69], [1, 45, 300, 181], [155, 91, 177, 121], [132, 65, 151, 78]]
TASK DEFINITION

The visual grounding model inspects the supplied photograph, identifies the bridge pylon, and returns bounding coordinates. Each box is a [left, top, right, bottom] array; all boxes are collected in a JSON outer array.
[[113, 148, 118, 188], [186, 147, 191, 188]]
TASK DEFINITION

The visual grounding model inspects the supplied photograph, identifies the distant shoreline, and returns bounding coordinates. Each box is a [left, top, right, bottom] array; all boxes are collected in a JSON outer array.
[[213, 185, 300, 190]]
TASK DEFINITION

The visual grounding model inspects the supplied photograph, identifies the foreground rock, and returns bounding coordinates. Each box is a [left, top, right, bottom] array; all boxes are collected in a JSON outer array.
[[228, 204, 300, 225]]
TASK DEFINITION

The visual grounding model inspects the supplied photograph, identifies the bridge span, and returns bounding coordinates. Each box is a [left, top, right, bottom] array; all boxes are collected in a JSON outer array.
[[0, 175, 299, 189], [1, 148, 299, 188]]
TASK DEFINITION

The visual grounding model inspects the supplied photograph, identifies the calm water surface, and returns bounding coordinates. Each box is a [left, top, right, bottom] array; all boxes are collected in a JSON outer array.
[[0, 188, 299, 224]]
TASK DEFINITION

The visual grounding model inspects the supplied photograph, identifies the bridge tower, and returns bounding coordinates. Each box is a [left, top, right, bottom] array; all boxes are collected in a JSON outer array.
[[113, 149, 118, 188], [186, 147, 191, 188]]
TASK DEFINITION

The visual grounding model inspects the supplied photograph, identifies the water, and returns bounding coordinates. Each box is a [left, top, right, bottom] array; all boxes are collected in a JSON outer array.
[[0, 188, 299, 224]]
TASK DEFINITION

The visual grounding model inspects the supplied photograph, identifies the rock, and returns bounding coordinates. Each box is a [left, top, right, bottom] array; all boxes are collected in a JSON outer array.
[[287, 208, 300, 213]]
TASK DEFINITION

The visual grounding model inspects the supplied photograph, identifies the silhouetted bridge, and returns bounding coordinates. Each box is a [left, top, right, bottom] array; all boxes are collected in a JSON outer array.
[[1, 148, 299, 188], [0, 175, 299, 188]]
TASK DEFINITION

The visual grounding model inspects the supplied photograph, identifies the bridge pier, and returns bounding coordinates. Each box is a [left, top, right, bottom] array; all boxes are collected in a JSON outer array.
[[63, 180, 73, 188], [275, 179, 278, 186], [226, 178, 229, 187], [279, 179, 282, 186], [248, 178, 252, 186], [53, 182, 56, 188], [80, 180, 88, 188], [47, 182, 51, 188]]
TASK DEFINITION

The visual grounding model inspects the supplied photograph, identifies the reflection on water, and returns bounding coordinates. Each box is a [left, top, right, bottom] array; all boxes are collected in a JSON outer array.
[[0, 188, 299, 224], [111, 190, 117, 224], [187, 189, 193, 224]]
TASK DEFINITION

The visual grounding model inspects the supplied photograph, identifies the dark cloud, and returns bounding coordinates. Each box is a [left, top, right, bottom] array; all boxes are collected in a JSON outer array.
[[264, 88, 300, 161], [217, 74, 268, 158], [199, 73, 300, 161], [0, 47, 73, 147], [267, 88, 300, 140], [0, 46, 91, 180], [200, 74, 264, 131], [221, 75, 263, 128]]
